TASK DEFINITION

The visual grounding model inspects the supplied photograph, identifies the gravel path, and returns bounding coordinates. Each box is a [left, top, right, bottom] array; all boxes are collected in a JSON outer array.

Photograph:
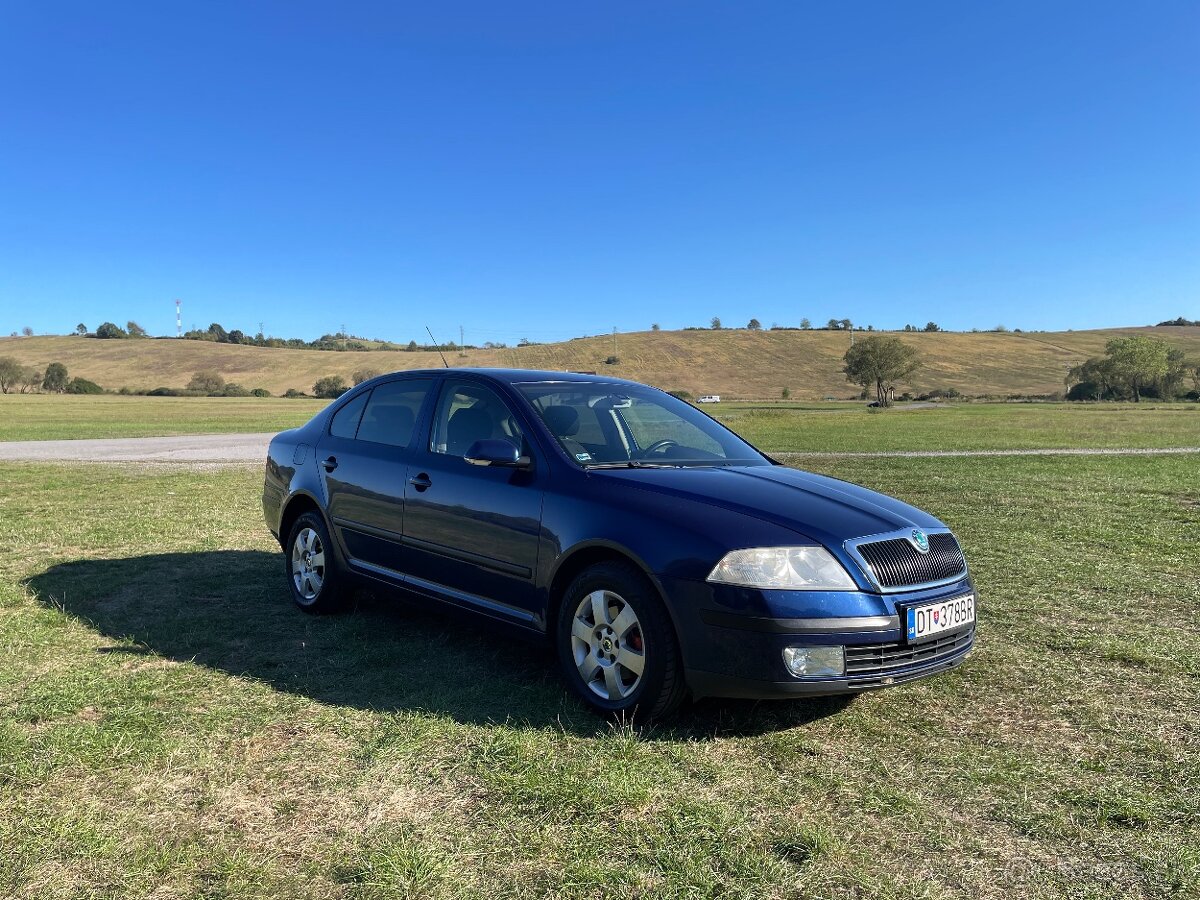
[[0, 433, 1196, 466]]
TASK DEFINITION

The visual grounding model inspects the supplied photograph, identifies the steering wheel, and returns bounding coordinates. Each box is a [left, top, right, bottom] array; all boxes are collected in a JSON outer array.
[[639, 439, 679, 458]]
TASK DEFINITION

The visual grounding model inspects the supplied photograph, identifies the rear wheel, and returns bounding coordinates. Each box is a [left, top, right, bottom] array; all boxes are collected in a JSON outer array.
[[285, 512, 347, 614], [556, 561, 686, 721]]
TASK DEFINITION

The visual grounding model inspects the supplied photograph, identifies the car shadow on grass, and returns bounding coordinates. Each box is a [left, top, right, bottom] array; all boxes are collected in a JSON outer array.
[[27, 550, 853, 739]]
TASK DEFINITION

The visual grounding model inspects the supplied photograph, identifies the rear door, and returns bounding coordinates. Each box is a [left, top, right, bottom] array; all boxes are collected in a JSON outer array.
[[319, 377, 436, 577], [401, 378, 546, 622]]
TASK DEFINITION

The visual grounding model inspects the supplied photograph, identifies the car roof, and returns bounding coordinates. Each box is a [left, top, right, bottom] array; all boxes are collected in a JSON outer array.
[[375, 367, 646, 388]]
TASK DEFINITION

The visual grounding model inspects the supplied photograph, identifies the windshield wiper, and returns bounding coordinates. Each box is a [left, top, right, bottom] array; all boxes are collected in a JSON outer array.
[[584, 460, 676, 469]]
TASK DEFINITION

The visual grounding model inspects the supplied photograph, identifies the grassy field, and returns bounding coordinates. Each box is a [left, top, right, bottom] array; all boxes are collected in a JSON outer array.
[[1, 448, 1197, 898], [2, 392, 1198, 452], [3, 324, 1199, 399], [0, 394, 327, 442]]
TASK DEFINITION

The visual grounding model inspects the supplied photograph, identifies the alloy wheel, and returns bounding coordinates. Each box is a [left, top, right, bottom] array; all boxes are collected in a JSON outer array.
[[291, 527, 325, 601], [570, 589, 646, 701]]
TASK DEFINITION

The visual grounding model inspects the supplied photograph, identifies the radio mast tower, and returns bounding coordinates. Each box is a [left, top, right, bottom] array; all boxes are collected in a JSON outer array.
[[175, 300, 182, 338]]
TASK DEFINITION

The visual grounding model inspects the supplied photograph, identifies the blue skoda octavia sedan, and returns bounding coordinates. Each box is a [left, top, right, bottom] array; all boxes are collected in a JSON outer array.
[[263, 369, 975, 719]]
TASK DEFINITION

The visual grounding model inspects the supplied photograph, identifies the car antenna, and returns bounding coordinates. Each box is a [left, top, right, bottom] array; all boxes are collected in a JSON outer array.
[[425, 326, 450, 368]]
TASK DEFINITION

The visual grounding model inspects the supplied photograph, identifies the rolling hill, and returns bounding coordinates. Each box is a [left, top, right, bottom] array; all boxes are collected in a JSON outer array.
[[1, 326, 1198, 399]]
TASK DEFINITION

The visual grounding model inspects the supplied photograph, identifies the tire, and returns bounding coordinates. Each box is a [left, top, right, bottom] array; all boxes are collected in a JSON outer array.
[[284, 512, 348, 614], [556, 561, 687, 722]]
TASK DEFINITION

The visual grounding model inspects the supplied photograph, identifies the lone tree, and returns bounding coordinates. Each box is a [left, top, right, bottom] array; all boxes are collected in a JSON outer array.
[[126, 320, 148, 337], [75, 323, 87, 335], [352, 367, 381, 385], [19, 366, 42, 393], [21, 326, 33, 337], [42, 362, 69, 393], [800, 318, 812, 329], [747, 318, 762, 330], [843, 336, 920, 407], [1105, 335, 1170, 402], [710, 317, 722, 330]]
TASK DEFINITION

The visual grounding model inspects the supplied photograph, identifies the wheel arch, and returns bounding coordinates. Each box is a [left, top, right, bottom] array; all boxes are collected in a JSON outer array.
[[277, 490, 327, 549], [545, 540, 682, 650]]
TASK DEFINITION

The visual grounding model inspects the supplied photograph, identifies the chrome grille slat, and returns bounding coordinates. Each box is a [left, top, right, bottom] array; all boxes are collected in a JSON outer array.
[[856, 532, 966, 589], [844, 629, 974, 674]]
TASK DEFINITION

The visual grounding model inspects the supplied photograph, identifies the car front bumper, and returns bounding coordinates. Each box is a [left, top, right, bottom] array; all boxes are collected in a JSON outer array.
[[661, 574, 977, 700]]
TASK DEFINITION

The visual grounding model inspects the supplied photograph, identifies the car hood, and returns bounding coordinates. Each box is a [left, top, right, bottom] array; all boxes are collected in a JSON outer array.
[[590, 464, 945, 548]]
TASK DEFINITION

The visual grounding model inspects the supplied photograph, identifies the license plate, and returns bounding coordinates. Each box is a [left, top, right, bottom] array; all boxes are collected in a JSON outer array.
[[906, 594, 975, 642]]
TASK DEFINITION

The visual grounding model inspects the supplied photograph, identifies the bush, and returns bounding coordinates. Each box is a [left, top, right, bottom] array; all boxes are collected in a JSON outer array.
[[283, 388, 308, 398], [65, 377, 104, 394], [604, 356, 620, 365], [352, 368, 381, 386], [147, 387, 179, 396], [667, 390, 693, 401], [222, 383, 251, 397], [781, 387, 791, 399], [187, 370, 226, 395], [251, 388, 271, 398], [313, 375, 348, 399], [94, 322, 127, 339]]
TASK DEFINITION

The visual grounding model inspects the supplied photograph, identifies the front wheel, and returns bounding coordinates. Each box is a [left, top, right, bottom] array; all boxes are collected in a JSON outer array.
[[285, 512, 348, 614], [556, 561, 686, 721]]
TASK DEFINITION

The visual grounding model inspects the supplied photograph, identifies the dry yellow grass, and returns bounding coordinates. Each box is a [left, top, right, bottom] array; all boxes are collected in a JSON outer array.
[[2, 326, 1198, 399]]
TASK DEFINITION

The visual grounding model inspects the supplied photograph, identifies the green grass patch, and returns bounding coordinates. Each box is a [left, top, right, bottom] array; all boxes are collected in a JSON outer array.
[[0, 456, 1197, 897], [0, 394, 327, 441]]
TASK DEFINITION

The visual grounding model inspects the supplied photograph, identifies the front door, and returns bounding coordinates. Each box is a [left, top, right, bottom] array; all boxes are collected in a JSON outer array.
[[401, 378, 545, 622]]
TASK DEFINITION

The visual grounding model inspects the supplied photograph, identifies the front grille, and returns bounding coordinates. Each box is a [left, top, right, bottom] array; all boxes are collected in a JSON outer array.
[[844, 628, 974, 675], [855, 532, 966, 589]]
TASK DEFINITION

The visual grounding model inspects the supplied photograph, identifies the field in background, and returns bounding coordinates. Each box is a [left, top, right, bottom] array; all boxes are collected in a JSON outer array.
[[0, 394, 327, 442], [2, 393, 1198, 450], [1, 451, 1196, 899], [2, 324, 1199, 399]]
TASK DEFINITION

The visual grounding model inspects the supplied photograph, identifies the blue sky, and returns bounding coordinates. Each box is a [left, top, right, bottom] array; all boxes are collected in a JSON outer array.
[[1, 1, 1196, 343]]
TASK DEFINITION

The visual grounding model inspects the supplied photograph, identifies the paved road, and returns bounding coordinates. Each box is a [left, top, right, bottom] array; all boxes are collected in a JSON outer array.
[[0, 433, 274, 464], [0, 433, 1197, 465]]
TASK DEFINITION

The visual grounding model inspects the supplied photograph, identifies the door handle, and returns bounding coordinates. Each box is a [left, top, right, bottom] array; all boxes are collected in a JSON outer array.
[[409, 473, 432, 491], [321, 456, 338, 472]]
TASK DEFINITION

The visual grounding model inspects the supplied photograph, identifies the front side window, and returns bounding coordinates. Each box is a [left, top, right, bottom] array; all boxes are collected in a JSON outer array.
[[355, 379, 433, 448], [431, 381, 526, 457], [519, 383, 766, 467]]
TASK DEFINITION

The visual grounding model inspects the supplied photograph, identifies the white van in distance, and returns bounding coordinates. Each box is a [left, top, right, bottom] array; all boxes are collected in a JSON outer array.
[[697, 395, 721, 403]]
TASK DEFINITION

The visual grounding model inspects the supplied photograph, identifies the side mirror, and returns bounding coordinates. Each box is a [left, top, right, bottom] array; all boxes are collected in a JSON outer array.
[[464, 438, 530, 468]]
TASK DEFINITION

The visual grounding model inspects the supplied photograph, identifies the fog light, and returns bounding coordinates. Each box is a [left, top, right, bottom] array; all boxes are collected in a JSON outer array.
[[782, 645, 845, 677]]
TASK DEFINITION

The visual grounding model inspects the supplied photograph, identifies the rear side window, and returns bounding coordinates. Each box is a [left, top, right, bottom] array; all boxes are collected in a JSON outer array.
[[329, 391, 370, 439], [356, 379, 434, 448]]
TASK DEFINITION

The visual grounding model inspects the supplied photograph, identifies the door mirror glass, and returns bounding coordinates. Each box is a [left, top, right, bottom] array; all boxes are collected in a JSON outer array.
[[464, 438, 528, 468]]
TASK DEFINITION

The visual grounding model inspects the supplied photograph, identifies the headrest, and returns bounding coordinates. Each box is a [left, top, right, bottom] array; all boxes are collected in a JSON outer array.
[[542, 405, 580, 437], [447, 405, 493, 451]]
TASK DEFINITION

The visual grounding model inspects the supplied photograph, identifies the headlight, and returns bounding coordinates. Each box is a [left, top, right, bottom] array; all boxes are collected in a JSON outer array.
[[706, 547, 857, 590]]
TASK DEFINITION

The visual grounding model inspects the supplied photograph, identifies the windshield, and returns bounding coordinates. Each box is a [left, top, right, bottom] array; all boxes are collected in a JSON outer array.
[[518, 383, 768, 468]]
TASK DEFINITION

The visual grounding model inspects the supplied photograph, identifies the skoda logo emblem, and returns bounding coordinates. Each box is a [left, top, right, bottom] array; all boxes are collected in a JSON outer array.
[[910, 528, 930, 554]]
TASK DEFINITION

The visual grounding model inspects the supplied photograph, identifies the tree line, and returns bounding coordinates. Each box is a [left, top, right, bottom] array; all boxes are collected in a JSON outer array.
[[1066, 336, 1199, 402], [0, 358, 102, 394]]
